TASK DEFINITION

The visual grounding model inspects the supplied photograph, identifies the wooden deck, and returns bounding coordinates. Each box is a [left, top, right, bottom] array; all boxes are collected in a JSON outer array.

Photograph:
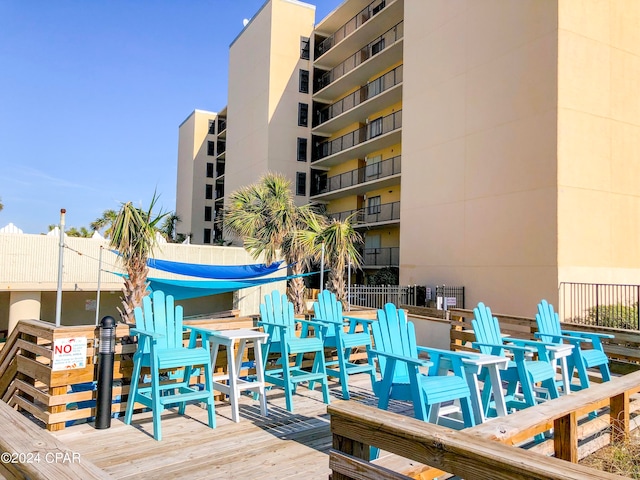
[[51, 374, 412, 479]]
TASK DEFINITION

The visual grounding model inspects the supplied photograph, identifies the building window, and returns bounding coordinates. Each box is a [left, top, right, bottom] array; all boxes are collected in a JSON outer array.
[[365, 155, 382, 179], [208, 121, 215, 135], [205, 184, 213, 200], [206, 162, 214, 178], [369, 117, 383, 138], [297, 138, 308, 162], [299, 69, 309, 93], [367, 196, 381, 214], [371, 38, 385, 56], [203, 228, 212, 244], [207, 141, 215, 156], [204, 206, 212, 222], [296, 172, 307, 196], [298, 103, 308, 127], [300, 37, 310, 59]]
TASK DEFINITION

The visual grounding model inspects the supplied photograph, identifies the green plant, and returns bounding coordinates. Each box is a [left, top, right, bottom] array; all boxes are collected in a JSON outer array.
[[370, 267, 399, 286], [586, 303, 639, 329]]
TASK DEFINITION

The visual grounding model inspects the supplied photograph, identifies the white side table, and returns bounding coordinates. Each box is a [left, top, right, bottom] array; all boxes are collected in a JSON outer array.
[[209, 329, 269, 423], [547, 344, 574, 395], [462, 354, 510, 423]]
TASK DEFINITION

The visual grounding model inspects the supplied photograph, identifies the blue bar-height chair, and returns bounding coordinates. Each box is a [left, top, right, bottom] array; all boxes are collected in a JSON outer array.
[[309, 290, 376, 399], [472, 302, 559, 417], [258, 290, 330, 412], [369, 303, 476, 428], [535, 299, 613, 391], [124, 290, 216, 441]]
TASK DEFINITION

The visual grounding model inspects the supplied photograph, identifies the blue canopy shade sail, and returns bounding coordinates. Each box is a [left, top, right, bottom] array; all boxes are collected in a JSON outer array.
[[146, 258, 284, 280], [147, 272, 315, 301]]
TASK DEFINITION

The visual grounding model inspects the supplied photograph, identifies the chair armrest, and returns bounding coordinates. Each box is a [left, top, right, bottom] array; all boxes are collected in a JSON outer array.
[[343, 315, 375, 325], [416, 346, 479, 361], [130, 328, 164, 340], [297, 319, 329, 329], [473, 341, 533, 354], [560, 330, 614, 340], [311, 316, 344, 326], [534, 332, 591, 343], [257, 320, 290, 330], [369, 348, 432, 368], [184, 325, 219, 338]]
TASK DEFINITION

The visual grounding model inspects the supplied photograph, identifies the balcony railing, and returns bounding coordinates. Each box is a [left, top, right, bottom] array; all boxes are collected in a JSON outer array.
[[315, 0, 388, 59], [363, 246, 399, 267], [217, 117, 226, 133], [314, 21, 403, 93], [314, 110, 401, 161], [217, 142, 226, 155], [329, 201, 400, 225], [315, 65, 402, 127], [313, 155, 400, 195]]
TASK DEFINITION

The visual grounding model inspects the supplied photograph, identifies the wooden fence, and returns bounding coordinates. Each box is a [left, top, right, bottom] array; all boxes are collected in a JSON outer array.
[[0, 315, 254, 432], [330, 371, 640, 479]]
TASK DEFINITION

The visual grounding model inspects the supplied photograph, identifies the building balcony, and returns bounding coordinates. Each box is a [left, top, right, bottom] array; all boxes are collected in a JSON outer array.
[[329, 201, 400, 228], [362, 247, 399, 268], [311, 155, 400, 200], [312, 110, 401, 168], [313, 21, 403, 102], [314, 0, 402, 66], [313, 64, 402, 135]]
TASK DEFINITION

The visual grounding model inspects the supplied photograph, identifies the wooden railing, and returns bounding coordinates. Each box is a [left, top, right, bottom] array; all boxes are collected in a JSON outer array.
[[447, 307, 640, 373], [329, 367, 640, 480], [0, 316, 254, 431]]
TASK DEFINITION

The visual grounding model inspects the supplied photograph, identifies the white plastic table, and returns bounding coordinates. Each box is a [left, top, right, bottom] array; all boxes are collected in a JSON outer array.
[[462, 353, 510, 423], [209, 329, 269, 423]]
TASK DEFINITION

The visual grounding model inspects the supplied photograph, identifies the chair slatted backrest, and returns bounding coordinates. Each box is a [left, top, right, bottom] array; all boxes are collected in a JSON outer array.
[[313, 290, 342, 338], [259, 290, 295, 344], [134, 290, 184, 353], [372, 303, 417, 380], [536, 299, 562, 344], [471, 302, 505, 356]]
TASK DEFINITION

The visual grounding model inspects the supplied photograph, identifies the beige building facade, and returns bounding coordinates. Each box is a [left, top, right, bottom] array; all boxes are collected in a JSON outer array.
[[177, 0, 640, 317]]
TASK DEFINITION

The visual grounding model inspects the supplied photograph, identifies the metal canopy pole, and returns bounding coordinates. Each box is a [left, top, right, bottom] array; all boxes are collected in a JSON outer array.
[[95, 246, 103, 326], [55, 208, 66, 327]]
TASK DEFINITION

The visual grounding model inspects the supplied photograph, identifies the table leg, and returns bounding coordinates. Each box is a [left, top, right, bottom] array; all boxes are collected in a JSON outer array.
[[559, 356, 570, 396], [227, 339, 240, 423], [463, 365, 485, 424], [487, 365, 507, 417], [254, 338, 268, 417]]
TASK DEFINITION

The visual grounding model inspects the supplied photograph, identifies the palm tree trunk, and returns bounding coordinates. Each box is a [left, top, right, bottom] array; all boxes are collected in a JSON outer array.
[[287, 263, 306, 314], [118, 258, 149, 324]]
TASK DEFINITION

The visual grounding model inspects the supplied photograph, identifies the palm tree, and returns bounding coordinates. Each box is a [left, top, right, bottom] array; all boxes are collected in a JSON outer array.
[[65, 226, 92, 238], [109, 194, 168, 323], [223, 173, 309, 314], [160, 213, 181, 242], [294, 211, 362, 303], [91, 209, 118, 238], [0, 197, 3, 212]]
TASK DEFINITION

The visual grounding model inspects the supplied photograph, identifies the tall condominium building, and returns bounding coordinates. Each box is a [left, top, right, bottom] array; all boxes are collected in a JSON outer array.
[[177, 0, 640, 316], [176, 108, 226, 244]]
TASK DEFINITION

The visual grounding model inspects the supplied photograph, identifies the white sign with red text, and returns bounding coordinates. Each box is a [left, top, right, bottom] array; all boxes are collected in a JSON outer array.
[[52, 337, 87, 371]]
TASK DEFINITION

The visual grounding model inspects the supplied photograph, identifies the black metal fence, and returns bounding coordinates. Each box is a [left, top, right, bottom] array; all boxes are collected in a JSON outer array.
[[435, 285, 465, 310], [560, 282, 640, 330]]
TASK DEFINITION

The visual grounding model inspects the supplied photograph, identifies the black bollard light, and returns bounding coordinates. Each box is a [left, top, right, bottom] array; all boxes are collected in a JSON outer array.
[[95, 315, 116, 429]]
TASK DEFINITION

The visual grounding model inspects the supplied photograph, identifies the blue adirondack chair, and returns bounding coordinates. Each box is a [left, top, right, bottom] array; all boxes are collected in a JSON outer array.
[[309, 290, 376, 400], [472, 302, 559, 417], [258, 290, 330, 412], [369, 303, 476, 428], [535, 299, 612, 391], [124, 290, 216, 441]]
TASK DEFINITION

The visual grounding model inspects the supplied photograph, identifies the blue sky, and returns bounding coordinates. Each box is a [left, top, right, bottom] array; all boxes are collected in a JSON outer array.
[[0, 0, 340, 234]]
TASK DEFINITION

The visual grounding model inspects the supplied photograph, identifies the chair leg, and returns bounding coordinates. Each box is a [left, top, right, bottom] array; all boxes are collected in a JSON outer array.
[[202, 360, 216, 429], [314, 348, 331, 405], [151, 367, 163, 441], [338, 348, 350, 400], [124, 355, 142, 426], [460, 396, 476, 427], [178, 366, 191, 415], [282, 352, 295, 413]]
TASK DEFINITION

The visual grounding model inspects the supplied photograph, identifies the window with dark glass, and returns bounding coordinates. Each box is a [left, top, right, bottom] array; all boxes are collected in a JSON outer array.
[[207, 141, 215, 156], [206, 162, 214, 178], [203, 228, 212, 244], [300, 37, 310, 59], [204, 206, 212, 222], [208, 121, 215, 134], [299, 69, 309, 93], [296, 172, 307, 196], [367, 196, 381, 214], [298, 103, 308, 127], [297, 138, 307, 162], [369, 117, 383, 138], [371, 37, 385, 56], [205, 184, 213, 199]]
